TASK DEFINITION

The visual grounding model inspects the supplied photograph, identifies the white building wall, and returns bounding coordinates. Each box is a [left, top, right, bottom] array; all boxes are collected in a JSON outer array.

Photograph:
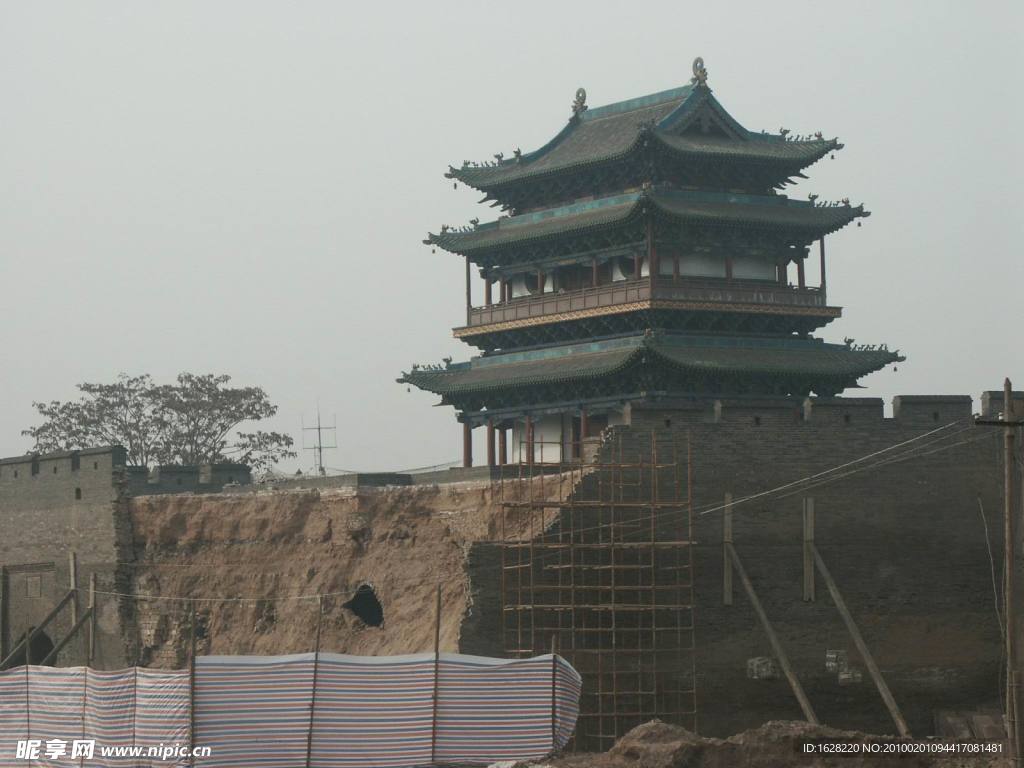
[[731, 255, 775, 280], [679, 253, 723, 278], [511, 414, 567, 463], [611, 256, 648, 282]]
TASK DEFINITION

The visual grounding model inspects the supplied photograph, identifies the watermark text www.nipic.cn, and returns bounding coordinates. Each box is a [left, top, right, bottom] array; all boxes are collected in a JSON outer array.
[[16, 740, 212, 762]]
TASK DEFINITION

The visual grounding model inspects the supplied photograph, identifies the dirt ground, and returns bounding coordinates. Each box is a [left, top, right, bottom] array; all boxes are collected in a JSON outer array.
[[530, 720, 1011, 768], [126, 477, 557, 665]]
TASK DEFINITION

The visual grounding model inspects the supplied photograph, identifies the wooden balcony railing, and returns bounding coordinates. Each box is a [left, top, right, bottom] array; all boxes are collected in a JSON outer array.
[[465, 277, 827, 328]]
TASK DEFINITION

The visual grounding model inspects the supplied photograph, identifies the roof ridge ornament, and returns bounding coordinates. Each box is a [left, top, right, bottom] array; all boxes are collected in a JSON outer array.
[[572, 87, 587, 116], [691, 57, 708, 87]]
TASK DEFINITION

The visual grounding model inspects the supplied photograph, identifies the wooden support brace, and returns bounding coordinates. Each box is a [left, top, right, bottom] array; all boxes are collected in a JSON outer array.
[[39, 606, 93, 666], [811, 543, 911, 737], [69, 551, 78, 627], [189, 602, 197, 765], [723, 492, 733, 606], [726, 542, 819, 724], [88, 574, 96, 665], [304, 597, 323, 768], [430, 585, 442, 762], [0, 589, 75, 668], [0, 566, 7, 661], [802, 498, 815, 602]]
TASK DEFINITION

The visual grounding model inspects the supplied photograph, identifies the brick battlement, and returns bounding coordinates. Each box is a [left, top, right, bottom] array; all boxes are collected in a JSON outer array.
[[0, 446, 250, 502], [627, 390, 1020, 430]]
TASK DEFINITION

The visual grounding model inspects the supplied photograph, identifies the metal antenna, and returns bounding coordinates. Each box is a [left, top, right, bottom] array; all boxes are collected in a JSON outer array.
[[301, 404, 338, 476]]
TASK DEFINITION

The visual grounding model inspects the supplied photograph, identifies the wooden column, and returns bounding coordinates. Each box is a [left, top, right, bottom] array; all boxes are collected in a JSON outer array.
[[673, 253, 680, 280], [777, 263, 786, 285], [0, 566, 6, 661], [69, 551, 78, 627], [499, 278, 507, 304], [723, 492, 733, 605], [645, 216, 655, 282], [484, 277, 492, 307], [429, 585, 442, 761], [88, 574, 96, 664], [802, 497, 815, 602], [525, 415, 534, 465], [486, 421, 496, 468], [797, 258, 806, 289], [591, 257, 598, 287], [498, 426, 507, 466], [633, 251, 642, 280], [818, 238, 827, 300], [725, 257, 734, 280], [537, 268, 545, 294], [462, 421, 472, 468], [580, 408, 589, 441], [464, 255, 472, 325]]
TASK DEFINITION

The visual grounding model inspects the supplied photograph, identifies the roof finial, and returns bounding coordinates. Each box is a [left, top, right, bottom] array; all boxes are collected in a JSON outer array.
[[691, 57, 708, 86], [572, 87, 587, 116]]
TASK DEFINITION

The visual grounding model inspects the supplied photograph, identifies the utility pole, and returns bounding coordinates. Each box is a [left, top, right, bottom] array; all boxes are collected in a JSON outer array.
[[302, 407, 338, 476], [977, 378, 1022, 761]]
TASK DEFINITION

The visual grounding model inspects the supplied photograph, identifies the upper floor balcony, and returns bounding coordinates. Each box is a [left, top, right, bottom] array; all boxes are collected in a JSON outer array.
[[459, 276, 834, 332]]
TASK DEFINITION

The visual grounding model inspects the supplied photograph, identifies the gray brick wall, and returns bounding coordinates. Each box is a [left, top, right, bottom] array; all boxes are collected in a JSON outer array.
[[0, 447, 251, 669], [462, 391, 1010, 737]]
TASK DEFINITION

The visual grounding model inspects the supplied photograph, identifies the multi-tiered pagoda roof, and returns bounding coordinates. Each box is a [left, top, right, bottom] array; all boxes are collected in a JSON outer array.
[[400, 60, 902, 460]]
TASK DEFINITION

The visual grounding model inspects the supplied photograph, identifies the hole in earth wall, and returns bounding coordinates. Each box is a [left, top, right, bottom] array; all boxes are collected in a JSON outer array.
[[343, 584, 384, 627]]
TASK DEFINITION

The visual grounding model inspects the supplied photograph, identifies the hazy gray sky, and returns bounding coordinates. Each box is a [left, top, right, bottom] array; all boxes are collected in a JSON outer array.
[[2, 1, 1022, 472]]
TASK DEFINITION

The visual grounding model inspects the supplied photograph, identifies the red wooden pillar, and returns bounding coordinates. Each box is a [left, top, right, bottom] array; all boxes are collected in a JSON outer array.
[[725, 257, 734, 280], [498, 426, 507, 465], [580, 408, 589, 440], [486, 420, 496, 468], [819, 237, 827, 300], [537, 269, 545, 294], [484, 277, 492, 307], [591, 257, 599, 287], [673, 254, 680, 280], [633, 251, 642, 280], [645, 216, 655, 280], [797, 258, 806, 289], [462, 422, 472, 468], [464, 255, 472, 325], [777, 263, 786, 285], [498, 278, 507, 304]]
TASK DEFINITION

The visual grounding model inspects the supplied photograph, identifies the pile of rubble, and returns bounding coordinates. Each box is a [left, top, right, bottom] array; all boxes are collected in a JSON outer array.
[[493, 719, 1012, 768]]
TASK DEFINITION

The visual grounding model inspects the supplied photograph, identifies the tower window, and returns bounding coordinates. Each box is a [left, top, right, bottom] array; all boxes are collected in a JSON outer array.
[[75, 488, 82, 500], [71, 453, 80, 471], [844, 414, 851, 424], [754, 416, 761, 426], [31, 459, 40, 476], [52, 465, 58, 474], [933, 412, 940, 422]]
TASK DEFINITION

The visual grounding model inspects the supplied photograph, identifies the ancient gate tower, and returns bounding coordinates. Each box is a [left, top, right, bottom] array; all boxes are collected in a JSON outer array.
[[400, 58, 902, 465]]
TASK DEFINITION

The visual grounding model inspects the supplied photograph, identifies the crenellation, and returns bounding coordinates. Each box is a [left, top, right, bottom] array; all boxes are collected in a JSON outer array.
[[892, 395, 973, 425]]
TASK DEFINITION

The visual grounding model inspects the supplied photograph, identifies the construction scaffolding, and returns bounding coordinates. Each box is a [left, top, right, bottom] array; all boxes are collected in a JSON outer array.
[[499, 429, 697, 752]]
